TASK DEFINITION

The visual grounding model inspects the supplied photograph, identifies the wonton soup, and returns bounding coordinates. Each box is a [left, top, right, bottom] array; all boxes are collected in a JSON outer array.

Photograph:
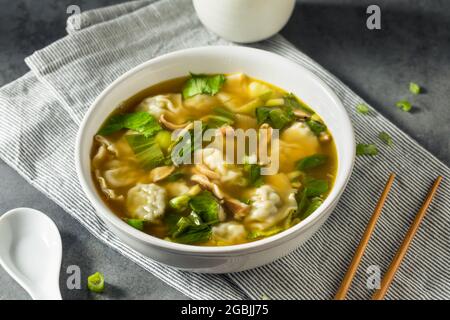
[[91, 73, 337, 246]]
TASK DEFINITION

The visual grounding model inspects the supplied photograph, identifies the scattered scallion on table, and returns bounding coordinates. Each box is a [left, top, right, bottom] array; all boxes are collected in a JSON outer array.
[[409, 82, 421, 95], [378, 132, 393, 146], [356, 143, 379, 156], [356, 103, 370, 115], [87, 272, 105, 293], [396, 100, 412, 112]]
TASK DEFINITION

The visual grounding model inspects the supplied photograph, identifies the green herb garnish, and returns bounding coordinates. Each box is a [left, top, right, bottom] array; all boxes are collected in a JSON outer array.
[[206, 107, 235, 128], [243, 163, 263, 187], [409, 82, 421, 95], [268, 108, 293, 129], [356, 143, 379, 156], [304, 178, 329, 197], [247, 227, 284, 240], [126, 134, 167, 169], [166, 171, 185, 182], [168, 211, 213, 245], [87, 272, 105, 293], [206, 115, 234, 128], [296, 154, 328, 171], [300, 197, 323, 220], [173, 224, 212, 244], [213, 106, 235, 120], [396, 100, 412, 112], [154, 130, 172, 153], [182, 73, 226, 99], [169, 195, 191, 212], [378, 132, 393, 146], [124, 218, 145, 231], [189, 191, 220, 224], [255, 106, 294, 130], [283, 93, 314, 114], [98, 112, 162, 137], [296, 189, 308, 215], [306, 119, 327, 136], [356, 103, 370, 115]]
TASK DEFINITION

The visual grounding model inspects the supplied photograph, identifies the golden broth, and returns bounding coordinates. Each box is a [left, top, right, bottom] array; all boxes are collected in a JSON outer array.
[[91, 73, 337, 246]]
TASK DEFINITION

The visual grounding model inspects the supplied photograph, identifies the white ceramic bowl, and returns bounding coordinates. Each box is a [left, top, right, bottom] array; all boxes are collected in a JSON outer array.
[[193, 0, 296, 43], [76, 46, 355, 273]]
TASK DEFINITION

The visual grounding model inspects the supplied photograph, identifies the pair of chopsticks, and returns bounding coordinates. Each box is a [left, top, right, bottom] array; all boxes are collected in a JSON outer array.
[[334, 173, 443, 300]]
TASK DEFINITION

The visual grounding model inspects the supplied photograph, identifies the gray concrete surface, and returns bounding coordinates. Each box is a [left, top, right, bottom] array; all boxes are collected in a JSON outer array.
[[0, 0, 448, 300]]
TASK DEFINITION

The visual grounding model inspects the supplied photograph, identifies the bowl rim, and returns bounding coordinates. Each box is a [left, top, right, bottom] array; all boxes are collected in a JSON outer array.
[[75, 45, 355, 255]]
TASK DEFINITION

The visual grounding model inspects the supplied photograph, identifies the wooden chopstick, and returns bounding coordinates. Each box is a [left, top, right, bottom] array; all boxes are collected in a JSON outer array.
[[334, 173, 396, 300], [372, 176, 443, 300]]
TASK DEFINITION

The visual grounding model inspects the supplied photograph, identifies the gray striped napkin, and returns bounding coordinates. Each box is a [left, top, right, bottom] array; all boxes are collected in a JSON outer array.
[[0, 0, 448, 300]]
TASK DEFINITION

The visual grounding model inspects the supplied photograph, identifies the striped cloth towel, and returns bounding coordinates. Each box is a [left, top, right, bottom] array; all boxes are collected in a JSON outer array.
[[0, 0, 448, 300]]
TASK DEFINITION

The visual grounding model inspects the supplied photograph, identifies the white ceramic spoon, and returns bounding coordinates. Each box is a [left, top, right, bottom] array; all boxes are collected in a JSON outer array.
[[0, 208, 62, 300]]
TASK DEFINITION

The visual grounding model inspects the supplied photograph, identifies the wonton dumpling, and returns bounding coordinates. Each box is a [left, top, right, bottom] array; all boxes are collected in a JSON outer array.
[[95, 170, 124, 201], [136, 94, 183, 119], [248, 81, 272, 99], [164, 181, 190, 198], [93, 135, 142, 191], [222, 73, 249, 95], [93, 135, 141, 199], [214, 74, 249, 113], [195, 148, 242, 183], [126, 183, 167, 222], [103, 166, 141, 188], [212, 221, 247, 244], [264, 173, 293, 198], [93, 135, 135, 165], [277, 122, 320, 172], [183, 94, 219, 115], [245, 185, 297, 231]]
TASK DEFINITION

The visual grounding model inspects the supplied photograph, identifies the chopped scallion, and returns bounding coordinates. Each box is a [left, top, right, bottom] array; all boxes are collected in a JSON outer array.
[[356, 143, 379, 156], [124, 218, 145, 231], [409, 82, 421, 95], [396, 100, 412, 112], [378, 132, 393, 146], [87, 272, 105, 293], [356, 103, 370, 115]]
